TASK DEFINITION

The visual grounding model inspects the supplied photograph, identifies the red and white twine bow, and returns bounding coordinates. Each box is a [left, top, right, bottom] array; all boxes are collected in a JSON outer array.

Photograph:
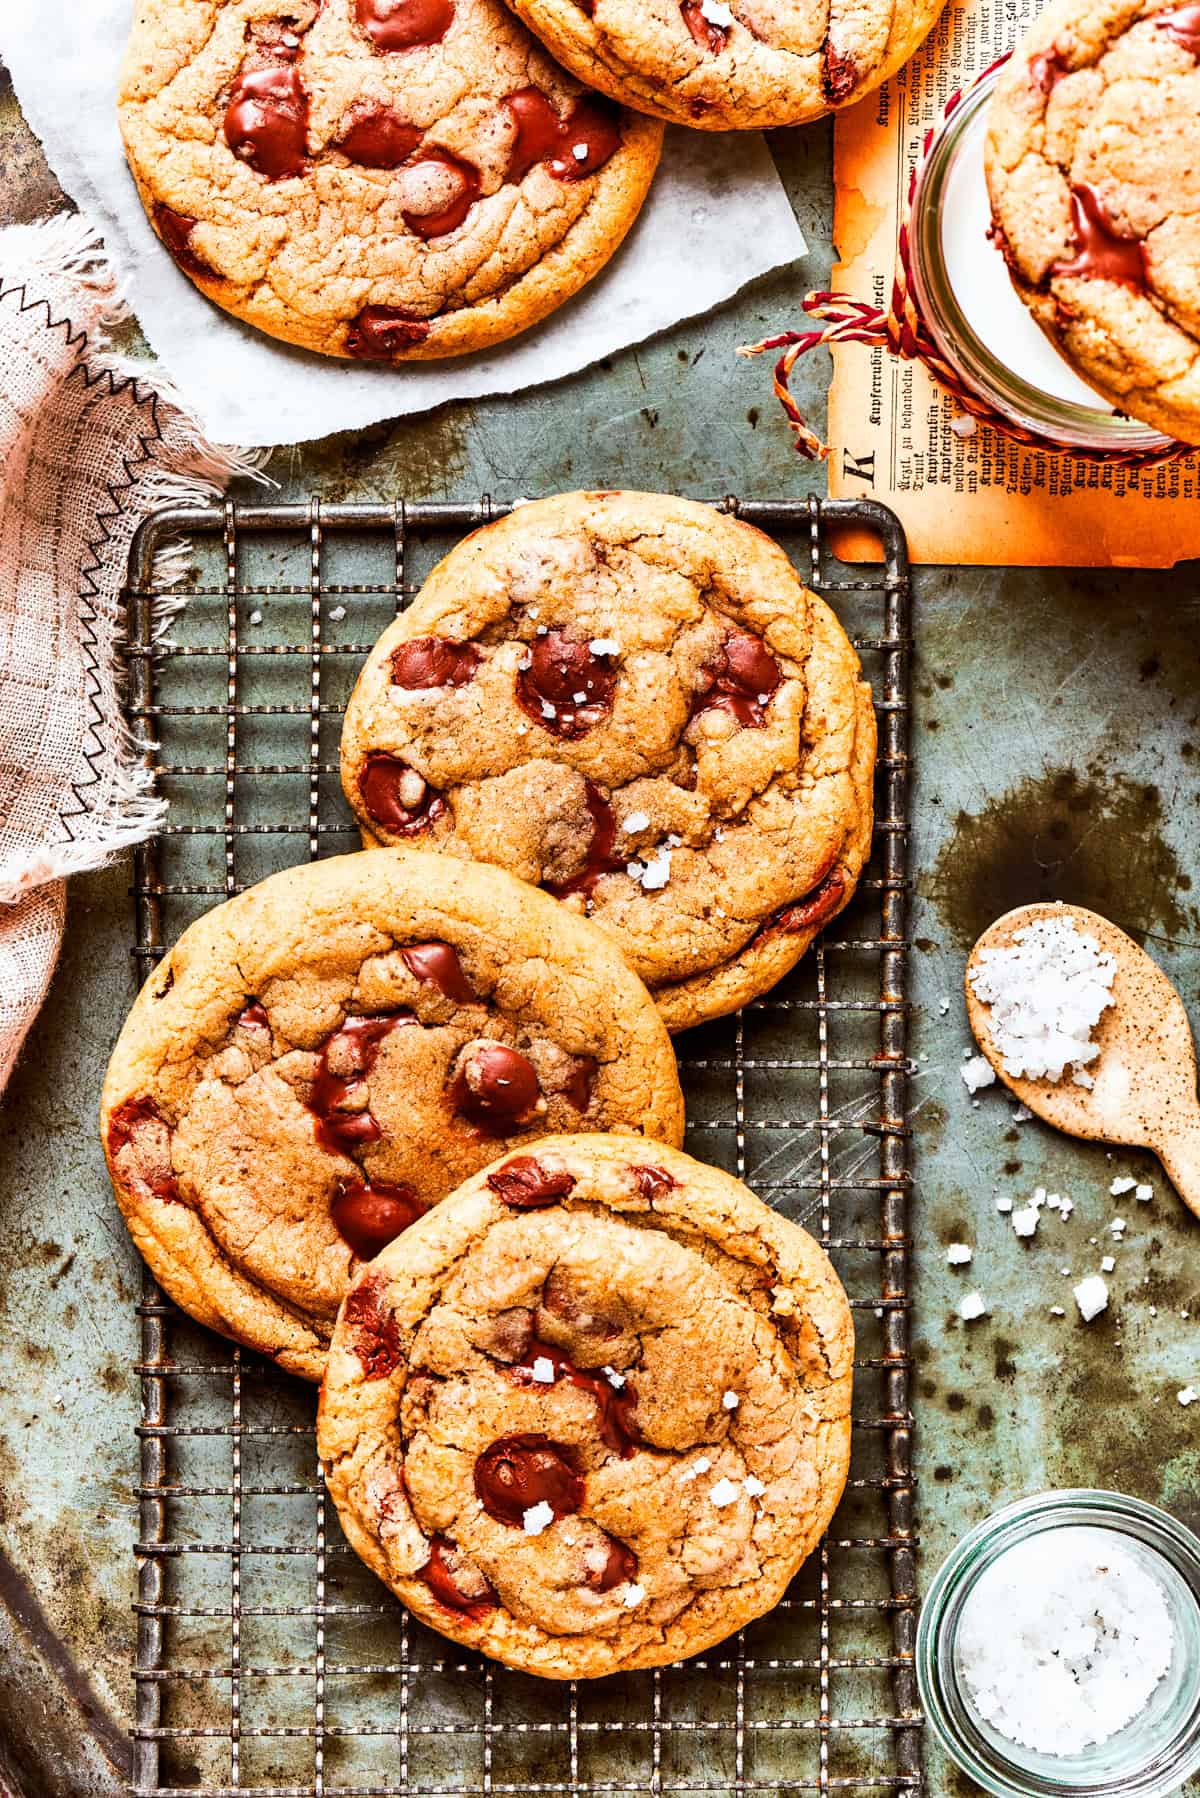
[[739, 55, 1194, 470]]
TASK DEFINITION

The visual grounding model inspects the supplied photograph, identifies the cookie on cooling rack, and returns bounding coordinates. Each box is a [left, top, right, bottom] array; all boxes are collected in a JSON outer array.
[[985, 0, 1200, 443], [317, 1134, 853, 1677], [100, 851, 683, 1381], [117, 0, 662, 360], [500, 0, 948, 130], [339, 490, 876, 1033]]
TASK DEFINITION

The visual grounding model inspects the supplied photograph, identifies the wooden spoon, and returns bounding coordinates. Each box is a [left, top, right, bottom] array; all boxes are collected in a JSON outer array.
[[964, 901, 1200, 1221]]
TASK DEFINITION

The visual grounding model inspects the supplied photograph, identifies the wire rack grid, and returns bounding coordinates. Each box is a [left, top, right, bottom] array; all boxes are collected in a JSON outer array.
[[121, 492, 918, 1798]]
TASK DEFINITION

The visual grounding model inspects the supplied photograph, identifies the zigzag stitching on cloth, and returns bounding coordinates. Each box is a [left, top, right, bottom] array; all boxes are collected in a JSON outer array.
[[0, 271, 170, 844]]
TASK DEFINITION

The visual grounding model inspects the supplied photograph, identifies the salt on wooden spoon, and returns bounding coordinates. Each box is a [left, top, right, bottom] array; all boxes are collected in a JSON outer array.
[[965, 901, 1200, 1221]]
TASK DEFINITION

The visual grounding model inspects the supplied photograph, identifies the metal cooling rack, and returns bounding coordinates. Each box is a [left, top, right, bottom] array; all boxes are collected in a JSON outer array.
[[121, 493, 918, 1798]]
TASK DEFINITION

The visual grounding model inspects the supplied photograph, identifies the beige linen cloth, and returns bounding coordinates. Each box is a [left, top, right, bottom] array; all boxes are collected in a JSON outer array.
[[0, 213, 256, 1092]]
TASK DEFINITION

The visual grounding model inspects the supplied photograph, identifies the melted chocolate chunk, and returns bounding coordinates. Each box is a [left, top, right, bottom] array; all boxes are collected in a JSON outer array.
[[764, 865, 847, 940], [505, 89, 623, 183], [545, 781, 624, 899], [356, 0, 455, 48], [332, 1178, 426, 1259], [822, 42, 861, 103], [308, 1013, 416, 1155], [153, 205, 217, 280], [390, 635, 481, 689], [1156, 3, 1200, 55], [342, 1271, 404, 1379], [681, 1, 728, 52], [1053, 185, 1147, 289], [346, 306, 431, 359], [359, 753, 445, 835], [474, 1434, 583, 1525], [451, 1044, 541, 1136], [691, 631, 782, 730], [512, 1339, 640, 1457], [107, 1097, 182, 1205], [238, 1000, 270, 1033], [401, 941, 477, 1004], [402, 151, 481, 238], [1029, 45, 1070, 91], [224, 54, 309, 181], [587, 1535, 638, 1591], [487, 1157, 577, 1208], [515, 630, 617, 739], [631, 1164, 677, 1201], [338, 104, 423, 167], [419, 1536, 498, 1617], [562, 1056, 598, 1112]]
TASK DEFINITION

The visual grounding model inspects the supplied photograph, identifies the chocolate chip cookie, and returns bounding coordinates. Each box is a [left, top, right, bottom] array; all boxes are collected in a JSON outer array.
[[986, 0, 1200, 442], [317, 1134, 853, 1677], [340, 491, 876, 1032], [502, 0, 948, 130], [100, 850, 684, 1380], [117, 0, 662, 360]]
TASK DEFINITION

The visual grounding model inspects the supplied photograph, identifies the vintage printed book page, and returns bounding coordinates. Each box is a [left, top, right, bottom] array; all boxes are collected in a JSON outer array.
[[827, 0, 1200, 567]]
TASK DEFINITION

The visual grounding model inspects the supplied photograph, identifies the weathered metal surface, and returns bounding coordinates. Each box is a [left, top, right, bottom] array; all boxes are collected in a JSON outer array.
[[1, 57, 1199, 1798]]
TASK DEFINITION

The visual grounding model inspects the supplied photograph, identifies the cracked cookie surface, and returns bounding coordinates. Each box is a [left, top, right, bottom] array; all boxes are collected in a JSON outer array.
[[317, 1133, 853, 1676], [986, 0, 1200, 442], [340, 491, 876, 1032], [100, 851, 684, 1381], [118, 0, 662, 359], [503, 0, 947, 130]]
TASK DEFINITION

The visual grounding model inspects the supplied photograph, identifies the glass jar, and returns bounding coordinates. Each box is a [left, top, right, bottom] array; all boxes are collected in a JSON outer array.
[[907, 67, 1175, 455], [917, 1489, 1200, 1798]]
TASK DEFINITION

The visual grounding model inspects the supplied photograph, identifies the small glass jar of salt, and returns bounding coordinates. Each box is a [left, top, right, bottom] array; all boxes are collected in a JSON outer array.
[[917, 1491, 1200, 1798], [907, 68, 1176, 456]]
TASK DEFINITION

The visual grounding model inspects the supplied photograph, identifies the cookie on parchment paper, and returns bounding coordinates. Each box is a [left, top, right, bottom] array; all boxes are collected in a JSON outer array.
[[118, 0, 662, 359]]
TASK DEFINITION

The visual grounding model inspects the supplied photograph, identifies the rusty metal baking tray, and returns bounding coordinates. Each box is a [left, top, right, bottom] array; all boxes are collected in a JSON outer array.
[[120, 493, 918, 1798]]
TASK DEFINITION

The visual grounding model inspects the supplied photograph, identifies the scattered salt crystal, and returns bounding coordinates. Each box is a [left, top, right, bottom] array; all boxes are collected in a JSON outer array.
[[1110, 1218, 1127, 1235], [523, 1501, 555, 1536], [1050, 1306, 1065, 1317], [531, 1356, 556, 1384], [623, 810, 650, 833], [589, 637, 620, 656], [572, 143, 589, 161], [638, 849, 672, 891], [1136, 1183, 1153, 1202], [248, 608, 263, 625], [603, 1365, 625, 1389], [1178, 1387, 1198, 1407], [708, 1477, 741, 1507], [1110, 1176, 1137, 1196], [540, 699, 557, 719], [995, 1197, 1014, 1214], [960, 1292, 987, 1322], [699, 0, 733, 21], [1150, 1306, 1158, 1317], [743, 1475, 766, 1497], [968, 913, 1116, 1083], [1101, 1255, 1116, 1274], [517, 650, 532, 670], [950, 414, 977, 439], [328, 604, 347, 622], [1012, 1105, 1033, 1122], [679, 1456, 711, 1483], [1073, 1275, 1109, 1322], [938, 997, 950, 1016], [623, 1582, 646, 1606], [1060, 1197, 1074, 1217], [573, 690, 587, 703], [956, 1527, 1174, 1754], [946, 1244, 973, 1266], [1012, 1206, 1040, 1239], [960, 1055, 995, 1094], [722, 1390, 739, 1410]]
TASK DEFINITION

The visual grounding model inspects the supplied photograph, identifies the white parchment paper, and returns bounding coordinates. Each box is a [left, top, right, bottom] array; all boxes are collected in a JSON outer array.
[[0, 3, 807, 446]]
